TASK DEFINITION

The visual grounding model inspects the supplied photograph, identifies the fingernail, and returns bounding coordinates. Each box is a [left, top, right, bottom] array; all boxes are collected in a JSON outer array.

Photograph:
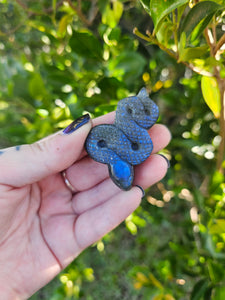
[[62, 114, 90, 135], [158, 154, 170, 168], [135, 185, 145, 199]]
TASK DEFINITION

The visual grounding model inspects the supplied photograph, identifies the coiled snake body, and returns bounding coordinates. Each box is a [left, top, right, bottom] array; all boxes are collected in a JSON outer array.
[[85, 88, 159, 190]]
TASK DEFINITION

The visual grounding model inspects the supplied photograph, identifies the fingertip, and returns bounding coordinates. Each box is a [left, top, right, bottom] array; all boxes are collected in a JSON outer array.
[[158, 154, 170, 168], [134, 185, 145, 199], [150, 124, 171, 153], [61, 114, 91, 135]]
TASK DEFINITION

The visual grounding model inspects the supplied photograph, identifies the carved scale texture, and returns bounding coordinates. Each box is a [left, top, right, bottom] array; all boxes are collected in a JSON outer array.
[[85, 88, 159, 190]]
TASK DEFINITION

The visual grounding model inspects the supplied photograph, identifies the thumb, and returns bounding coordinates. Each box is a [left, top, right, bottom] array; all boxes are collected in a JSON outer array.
[[0, 114, 91, 187]]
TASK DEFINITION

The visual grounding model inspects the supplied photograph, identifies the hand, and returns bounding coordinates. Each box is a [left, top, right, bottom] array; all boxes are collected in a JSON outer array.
[[0, 112, 171, 299]]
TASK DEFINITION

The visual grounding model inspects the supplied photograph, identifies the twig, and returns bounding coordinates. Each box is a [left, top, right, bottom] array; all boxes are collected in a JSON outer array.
[[134, 28, 213, 77], [134, 28, 178, 60], [204, 28, 215, 57], [66, 0, 98, 26], [212, 15, 217, 48], [172, 10, 178, 53], [214, 33, 225, 55], [15, 0, 27, 10], [88, 0, 99, 23], [205, 26, 225, 172], [182, 62, 213, 77], [215, 75, 225, 173], [15, 0, 64, 16]]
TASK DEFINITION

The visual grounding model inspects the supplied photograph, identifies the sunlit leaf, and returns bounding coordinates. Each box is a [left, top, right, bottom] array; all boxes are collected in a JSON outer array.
[[165, 295, 176, 300], [201, 76, 221, 118], [102, 0, 123, 28], [179, 1, 223, 40], [150, 0, 189, 32], [29, 73, 47, 100], [58, 14, 73, 37], [190, 13, 214, 42], [156, 19, 173, 45], [153, 295, 164, 300], [213, 286, 225, 300], [136, 272, 149, 284], [149, 273, 164, 290], [179, 45, 208, 62], [209, 219, 225, 234], [139, 0, 151, 15]]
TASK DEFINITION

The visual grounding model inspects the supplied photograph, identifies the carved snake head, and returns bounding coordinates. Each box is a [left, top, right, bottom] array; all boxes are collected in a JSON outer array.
[[116, 87, 159, 130]]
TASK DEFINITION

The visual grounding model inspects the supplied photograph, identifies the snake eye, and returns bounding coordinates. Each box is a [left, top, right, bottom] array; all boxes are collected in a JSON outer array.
[[144, 108, 150, 115], [97, 139, 107, 148], [127, 107, 132, 115], [131, 142, 139, 151]]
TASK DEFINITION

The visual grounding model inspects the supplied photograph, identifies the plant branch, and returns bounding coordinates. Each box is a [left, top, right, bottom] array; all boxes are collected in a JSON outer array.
[[215, 75, 225, 173], [214, 33, 225, 55], [172, 11, 178, 53], [134, 28, 212, 77], [205, 25, 225, 172], [134, 28, 178, 59], [15, 0, 64, 16], [204, 28, 215, 57], [66, 0, 98, 26]]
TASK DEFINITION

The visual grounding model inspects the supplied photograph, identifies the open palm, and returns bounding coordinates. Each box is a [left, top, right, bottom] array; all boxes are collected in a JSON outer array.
[[0, 112, 170, 299]]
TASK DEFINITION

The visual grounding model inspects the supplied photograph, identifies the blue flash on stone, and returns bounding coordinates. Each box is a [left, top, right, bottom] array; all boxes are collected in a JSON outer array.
[[108, 160, 134, 191], [85, 87, 159, 190]]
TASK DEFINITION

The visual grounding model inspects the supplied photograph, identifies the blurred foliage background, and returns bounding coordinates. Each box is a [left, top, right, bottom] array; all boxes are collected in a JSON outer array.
[[1, 0, 225, 299]]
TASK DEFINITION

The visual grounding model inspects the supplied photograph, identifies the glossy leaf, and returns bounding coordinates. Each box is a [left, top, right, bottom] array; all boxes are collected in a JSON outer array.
[[201, 76, 221, 118], [190, 13, 214, 42], [102, 0, 123, 28], [179, 45, 208, 62], [156, 19, 173, 45], [139, 0, 151, 15], [178, 32, 208, 61], [150, 0, 189, 32], [69, 30, 103, 60], [209, 219, 225, 234], [179, 1, 223, 40], [58, 14, 73, 37]]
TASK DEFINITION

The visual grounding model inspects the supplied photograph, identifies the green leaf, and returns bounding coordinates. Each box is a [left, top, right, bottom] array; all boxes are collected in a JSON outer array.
[[29, 73, 47, 100], [108, 51, 146, 85], [178, 32, 208, 61], [207, 260, 224, 283], [179, 45, 208, 62], [191, 279, 209, 300], [139, 0, 151, 15], [69, 30, 103, 60], [209, 219, 225, 234], [213, 286, 225, 300], [210, 171, 225, 193], [58, 14, 73, 37], [150, 0, 189, 32], [156, 19, 174, 45], [190, 13, 214, 42], [102, 0, 123, 28], [179, 1, 223, 40], [201, 76, 221, 118]]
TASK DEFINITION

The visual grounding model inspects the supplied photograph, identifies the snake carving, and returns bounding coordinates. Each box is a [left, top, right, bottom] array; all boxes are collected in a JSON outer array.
[[85, 87, 159, 190]]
